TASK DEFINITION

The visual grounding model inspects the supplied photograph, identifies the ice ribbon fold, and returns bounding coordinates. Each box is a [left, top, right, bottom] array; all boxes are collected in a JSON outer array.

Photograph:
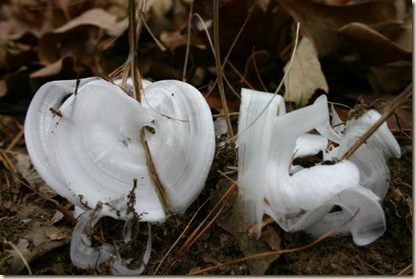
[[237, 88, 400, 245]]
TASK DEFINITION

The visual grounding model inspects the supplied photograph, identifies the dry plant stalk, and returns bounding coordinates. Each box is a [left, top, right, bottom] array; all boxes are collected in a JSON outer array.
[[140, 126, 172, 215], [339, 83, 412, 161], [213, 0, 234, 141], [229, 23, 301, 143], [3, 240, 32, 275], [128, 0, 143, 103]]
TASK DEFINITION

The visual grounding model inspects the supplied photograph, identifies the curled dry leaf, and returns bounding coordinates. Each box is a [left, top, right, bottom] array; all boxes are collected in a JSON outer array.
[[309, 0, 398, 29], [38, 8, 127, 64], [283, 36, 328, 106], [340, 22, 412, 66]]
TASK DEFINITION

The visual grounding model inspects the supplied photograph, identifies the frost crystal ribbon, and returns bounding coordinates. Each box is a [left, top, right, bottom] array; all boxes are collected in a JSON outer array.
[[237, 88, 400, 246], [24, 77, 215, 273]]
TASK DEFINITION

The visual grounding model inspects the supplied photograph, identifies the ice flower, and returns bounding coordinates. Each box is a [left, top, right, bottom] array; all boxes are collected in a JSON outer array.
[[24, 77, 215, 273], [237, 88, 400, 246]]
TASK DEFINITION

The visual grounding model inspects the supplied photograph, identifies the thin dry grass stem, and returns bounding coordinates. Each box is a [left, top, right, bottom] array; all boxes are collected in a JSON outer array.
[[6, 125, 24, 151], [217, 169, 237, 184], [396, 263, 412, 275], [227, 60, 256, 89], [184, 196, 229, 253], [177, 180, 237, 254], [5, 168, 77, 224], [228, 23, 301, 143], [338, 83, 412, 161], [222, 72, 241, 100], [138, 11, 167, 52], [0, 150, 18, 173], [153, 198, 210, 275], [212, 112, 239, 118], [221, 5, 253, 73], [193, 13, 216, 58], [4, 239, 32, 275], [214, 3, 254, 99], [195, 7, 251, 98], [4, 171, 11, 190], [251, 48, 268, 92], [188, 208, 361, 275], [329, 101, 353, 110], [213, 0, 234, 142], [182, 1, 194, 81], [162, 180, 238, 274]]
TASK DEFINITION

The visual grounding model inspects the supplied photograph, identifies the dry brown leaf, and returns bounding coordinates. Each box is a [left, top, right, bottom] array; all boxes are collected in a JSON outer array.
[[49, 210, 65, 225], [2, 239, 31, 275], [30, 56, 75, 78], [340, 22, 412, 66], [52, 8, 127, 36], [2, 150, 50, 192], [277, 0, 405, 58], [0, 80, 7, 97], [261, 225, 281, 251], [38, 8, 127, 65], [283, 36, 328, 106], [1, 222, 69, 274], [213, 178, 279, 275], [367, 61, 412, 97], [310, 0, 398, 29]]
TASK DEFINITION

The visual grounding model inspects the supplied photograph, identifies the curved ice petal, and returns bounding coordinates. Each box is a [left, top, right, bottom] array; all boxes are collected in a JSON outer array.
[[338, 110, 400, 199], [70, 203, 152, 274], [305, 186, 384, 246], [237, 88, 285, 236]]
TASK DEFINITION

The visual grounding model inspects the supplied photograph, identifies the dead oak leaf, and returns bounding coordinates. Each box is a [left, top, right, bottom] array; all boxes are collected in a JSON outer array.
[[261, 225, 281, 251], [283, 36, 328, 106], [340, 22, 412, 66], [38, 8, 127, 64]]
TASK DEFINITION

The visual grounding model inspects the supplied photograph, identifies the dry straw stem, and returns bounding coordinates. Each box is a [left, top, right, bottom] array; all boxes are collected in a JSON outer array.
[[140, 126, 172, 215], [152, 198, 210, 275], [3, 239, 32, 275], [6, 125, 24, 151], [1, 146, 77, 224], [196, 5, 253, 100], [396, 263, 412, 275], [213, 0, 234, 141], [162, 178, 238, 274], [188, 208, 361, 275], [229, 22, 301, 143], [182, 1, 194, 81], [339, 83, 412, 161], [128, 0, 143, 103]]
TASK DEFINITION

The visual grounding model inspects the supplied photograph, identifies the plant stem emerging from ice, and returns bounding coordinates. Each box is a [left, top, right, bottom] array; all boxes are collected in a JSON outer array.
[[128, 0, 143, 103], [339, 83, 412, 161], [213, 0, 234, 142]]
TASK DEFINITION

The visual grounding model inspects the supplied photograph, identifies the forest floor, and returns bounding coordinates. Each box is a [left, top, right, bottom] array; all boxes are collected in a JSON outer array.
[[0, 0, 413, 275]]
